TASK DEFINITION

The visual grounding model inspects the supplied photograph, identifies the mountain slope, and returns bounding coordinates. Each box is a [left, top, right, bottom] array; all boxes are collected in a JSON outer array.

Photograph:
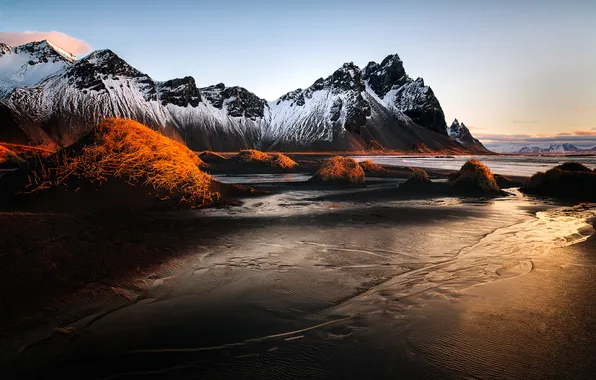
[[0, 41, 488, 153]]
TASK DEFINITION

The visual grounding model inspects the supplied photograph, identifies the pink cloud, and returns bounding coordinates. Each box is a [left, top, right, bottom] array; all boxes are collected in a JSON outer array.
[[0, 31, 91, 55]]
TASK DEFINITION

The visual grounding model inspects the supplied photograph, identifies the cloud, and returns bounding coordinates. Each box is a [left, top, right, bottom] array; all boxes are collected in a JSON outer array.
[[0, 31, 91, 55], [574, 106, 596, 112], [511, 120, 540, 124], [477, 131, 596, 148]]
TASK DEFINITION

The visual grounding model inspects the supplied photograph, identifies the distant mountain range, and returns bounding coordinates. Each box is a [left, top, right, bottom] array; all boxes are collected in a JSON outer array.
[[0, 40, 488, 152], [490, 143, 596, 154]]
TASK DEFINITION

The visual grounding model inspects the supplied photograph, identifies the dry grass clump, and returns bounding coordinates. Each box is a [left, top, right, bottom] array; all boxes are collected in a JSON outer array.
[[521, 163, 596, 201], [0, 142, 54, 160], [25, 118, 217, 207], [401, 168, 432, 189], [199, 150, 227, 164], [451, 159, 499, 193], [409, 168, 431, 183], [0, 145, 22, 165], [359, 160, 386, 173], [310, 156, 365, 187], [237, 149, 297, 171]]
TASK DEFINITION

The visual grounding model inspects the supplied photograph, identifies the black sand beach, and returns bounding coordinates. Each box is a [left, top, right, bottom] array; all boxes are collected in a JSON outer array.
[[1, 175, 594, 379]]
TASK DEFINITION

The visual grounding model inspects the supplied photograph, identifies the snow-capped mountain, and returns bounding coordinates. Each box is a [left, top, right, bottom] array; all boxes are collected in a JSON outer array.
[[1, 48, 268, 149], [447, 119, 487, 152], [0, 40, 76, 98], [0, 40, 488, 153], [362, 54, 447, 135], [487, 143, 596, 154]]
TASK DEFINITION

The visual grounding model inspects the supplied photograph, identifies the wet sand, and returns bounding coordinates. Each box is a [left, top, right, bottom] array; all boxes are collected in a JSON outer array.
[[1, 182, 594, 379]]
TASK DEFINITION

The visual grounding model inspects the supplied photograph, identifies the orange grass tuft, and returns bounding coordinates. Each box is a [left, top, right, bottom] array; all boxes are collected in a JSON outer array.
[[314, 156, 365, 186], [237, 149, 297, 171], [359, 160, 386, 173], [25, 118, 217, 207], [409, 168, 430, 182], [0, 142, 54, 159], [0, 145, 22, 164]]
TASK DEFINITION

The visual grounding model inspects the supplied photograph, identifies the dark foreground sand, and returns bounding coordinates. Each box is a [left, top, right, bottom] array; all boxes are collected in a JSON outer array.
[[0, 184, 594, 379]]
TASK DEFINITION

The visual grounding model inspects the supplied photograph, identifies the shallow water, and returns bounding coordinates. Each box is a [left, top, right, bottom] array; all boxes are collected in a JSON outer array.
[[352, 154, 596, 176], [1, 183, 595, 379], [211, 173, 312, 184]]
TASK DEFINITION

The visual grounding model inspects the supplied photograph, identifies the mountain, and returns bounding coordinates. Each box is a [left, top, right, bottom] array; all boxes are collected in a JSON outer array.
[[518, 144, 581, 154], [487, 143, 596, 154], [447, 119, 488, 152], [0, 40, 488, 153]]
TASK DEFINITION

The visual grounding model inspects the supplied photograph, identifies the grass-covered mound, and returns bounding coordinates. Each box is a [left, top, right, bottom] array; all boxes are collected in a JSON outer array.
[[359, 160, 386, 174], [199, 150, 227, 164], [309, 156, 365, 187], [521, 162, 596, 201], [7, 118, 227, 211], [402, 168, 432, 187], [237, 150, 298, 171], [449, 159, 500, 193]]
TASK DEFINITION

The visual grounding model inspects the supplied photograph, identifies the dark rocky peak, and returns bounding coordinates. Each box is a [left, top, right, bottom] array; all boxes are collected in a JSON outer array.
[[75, 49, 145, 78], [157, 76, 201, 107], [64, 49, 156, 101], [324, 62, 364, 93], [0, 43, 12, 56], [277, 62, 365, 107], [362, 53, 409, 97], [448, 119, 478, 144], [200, 83, 267, 119], [13, 40, 77, 64]]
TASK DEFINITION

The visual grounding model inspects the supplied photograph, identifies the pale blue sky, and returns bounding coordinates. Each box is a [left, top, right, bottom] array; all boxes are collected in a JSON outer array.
[[1, 0, 595, 145]]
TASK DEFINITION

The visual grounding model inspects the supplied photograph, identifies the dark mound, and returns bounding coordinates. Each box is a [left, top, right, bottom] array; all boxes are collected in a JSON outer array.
[[553, 162, 593, 173], [309, 156, 365, 187], [400, 168, 433, 190], [521, 163, 596, 201], [449, 159, 500, 194]]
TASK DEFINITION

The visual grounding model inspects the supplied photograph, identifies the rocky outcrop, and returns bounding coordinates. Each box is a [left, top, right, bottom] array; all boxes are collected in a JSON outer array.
[[447, 119, 489, 153]]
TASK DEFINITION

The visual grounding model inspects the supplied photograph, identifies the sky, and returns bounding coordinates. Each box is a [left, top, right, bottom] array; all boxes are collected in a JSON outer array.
[[0, 0, 595, 148]]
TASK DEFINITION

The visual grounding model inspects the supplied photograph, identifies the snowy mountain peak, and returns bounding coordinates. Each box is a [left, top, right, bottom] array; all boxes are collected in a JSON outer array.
[[362, 53, 409, 97], [0, 40, 77, 98], [447, 118, 487, 151], [13, 40, 77, 64]]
